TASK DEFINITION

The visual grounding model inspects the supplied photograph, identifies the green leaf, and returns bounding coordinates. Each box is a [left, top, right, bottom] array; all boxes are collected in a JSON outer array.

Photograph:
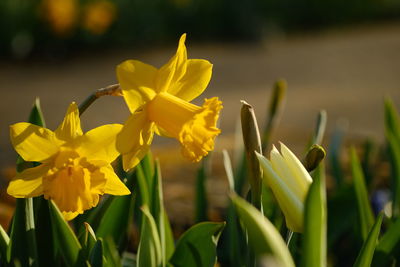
[[48, 200, 84, 266], [102, 237, 121, 267], [353, 213, 383, 267], [170, 222, 225, 267], [230, 194, 295, 267], [95, 170, 135, 246], [350, 147, 375, 241], [89, 239, 104, 267], [195, 158, 209, 222], [300, 165, 327, 267], [387, 132, 400, 218], [0, 224, 9, 262], [372, 216, 400, 265], [151, 160, 174, 264], [384, 98, 400, 139], [222, 150, 235, 192], [262, 79, 287, 152], [137, 205, 162, 267], [28, 97, 46, 127], [80, 222, 97, 260]]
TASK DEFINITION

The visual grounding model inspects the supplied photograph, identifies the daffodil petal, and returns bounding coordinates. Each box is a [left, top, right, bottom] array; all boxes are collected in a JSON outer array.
[[7, 164, 50, 198], [78, 124, 123, 163], [117, 59, 157, 113], [168, 59, 212, 101], [62, 211, 80, 221], [270, 145, 306, 201], [55, 102, 83, 142], [153, 125, 173, 138], [10, 122, 60, 162], [116, 111, 154, 171], [256, 152, 304, 232], [279, 142, 313, 189], [156, 34, 188, 92], [101, 165, 131, 195]]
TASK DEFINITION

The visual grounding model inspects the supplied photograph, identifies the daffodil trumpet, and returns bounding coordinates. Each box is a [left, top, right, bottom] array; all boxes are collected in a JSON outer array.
[[116, 33, 222, 171], [8, 102, 130, 220], [256, 142, 313, 233]]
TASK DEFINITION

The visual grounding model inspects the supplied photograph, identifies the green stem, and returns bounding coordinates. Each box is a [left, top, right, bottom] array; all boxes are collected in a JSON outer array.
[[78, 84, 121, 116]]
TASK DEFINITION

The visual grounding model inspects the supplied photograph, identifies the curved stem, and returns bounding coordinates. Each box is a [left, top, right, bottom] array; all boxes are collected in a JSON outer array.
[[78, 84, 122, 116]]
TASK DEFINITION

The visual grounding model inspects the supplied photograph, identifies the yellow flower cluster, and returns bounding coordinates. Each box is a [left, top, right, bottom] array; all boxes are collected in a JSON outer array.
[[7, 34, 222, 220]]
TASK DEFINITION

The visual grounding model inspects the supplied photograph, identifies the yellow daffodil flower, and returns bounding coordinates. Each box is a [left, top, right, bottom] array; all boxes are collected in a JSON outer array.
[[116, 34, 222, 171], [7, 102, 130, 220], [256, 143, 312, 232]]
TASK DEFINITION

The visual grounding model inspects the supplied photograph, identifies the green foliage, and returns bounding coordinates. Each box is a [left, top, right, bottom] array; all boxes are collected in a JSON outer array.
[[170, 222, 225, 267], [350, 147, 375, 241], [353, 213, 383, 267], [300, 165, 327, 267], [231, 194, 295, 267]]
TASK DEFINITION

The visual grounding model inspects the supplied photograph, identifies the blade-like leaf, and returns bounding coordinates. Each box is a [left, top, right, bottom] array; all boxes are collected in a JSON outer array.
[[231, 194, 295, 267], [170, 222, 225, 267], [262, 79, 287, 152], [95, 170, 135, 246], [372, 216, 400, 265], [137, 205, 162, 267], [300, 165, 327, 267], [102, 236, 121, 267], [89, 239, 103, 267], [0, 224, 9, 262], [223, 150, 235, 192], [387, 132, 400, 218], [151, 160, 174, 264], [353, 213, 383, 267], [48, 200, 84, 266], [350, 147, 375, 241], [384, 98, 400, 139]]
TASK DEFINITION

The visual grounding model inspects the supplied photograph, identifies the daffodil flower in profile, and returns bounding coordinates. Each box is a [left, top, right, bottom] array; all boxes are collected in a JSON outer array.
[[7, 102, 130, 220], [256, 142, 313, 233], [116, 34, 222, 171]]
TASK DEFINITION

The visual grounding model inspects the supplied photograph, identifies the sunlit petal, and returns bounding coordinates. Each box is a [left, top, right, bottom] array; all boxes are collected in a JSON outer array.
[[168, 59, 212, 101], [156, 34, 188, 92], [256, 152, 303, 232], [10, 122, 59, 162], [101, 165, 130, 195], [78, 124, 123, 163], [116, 111, 154, 171], [7, 164, 51, 198], [117, 59, 157, 113], [55, 102, 83, 142]]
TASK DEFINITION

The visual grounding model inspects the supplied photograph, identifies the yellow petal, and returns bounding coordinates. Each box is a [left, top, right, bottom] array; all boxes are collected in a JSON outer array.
[[7, 164, 50, 198], [156, 34, 188, 92], [279, 142, 312, 188], [116, 111, 154, 171], [117, 59, 157, 113], [78, 124, 123, 163], [256, 152, 303, 232], [270, 145, 306, 201], [62, 211, 80, 221], [168, 59, 213, 102], [101, 165, 131, 195], [10, 122, 60, 162], [55, 102, 83, 142]]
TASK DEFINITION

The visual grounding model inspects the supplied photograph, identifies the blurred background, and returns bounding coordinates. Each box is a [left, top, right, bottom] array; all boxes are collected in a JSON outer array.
[[1, 0, 400, 228]]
